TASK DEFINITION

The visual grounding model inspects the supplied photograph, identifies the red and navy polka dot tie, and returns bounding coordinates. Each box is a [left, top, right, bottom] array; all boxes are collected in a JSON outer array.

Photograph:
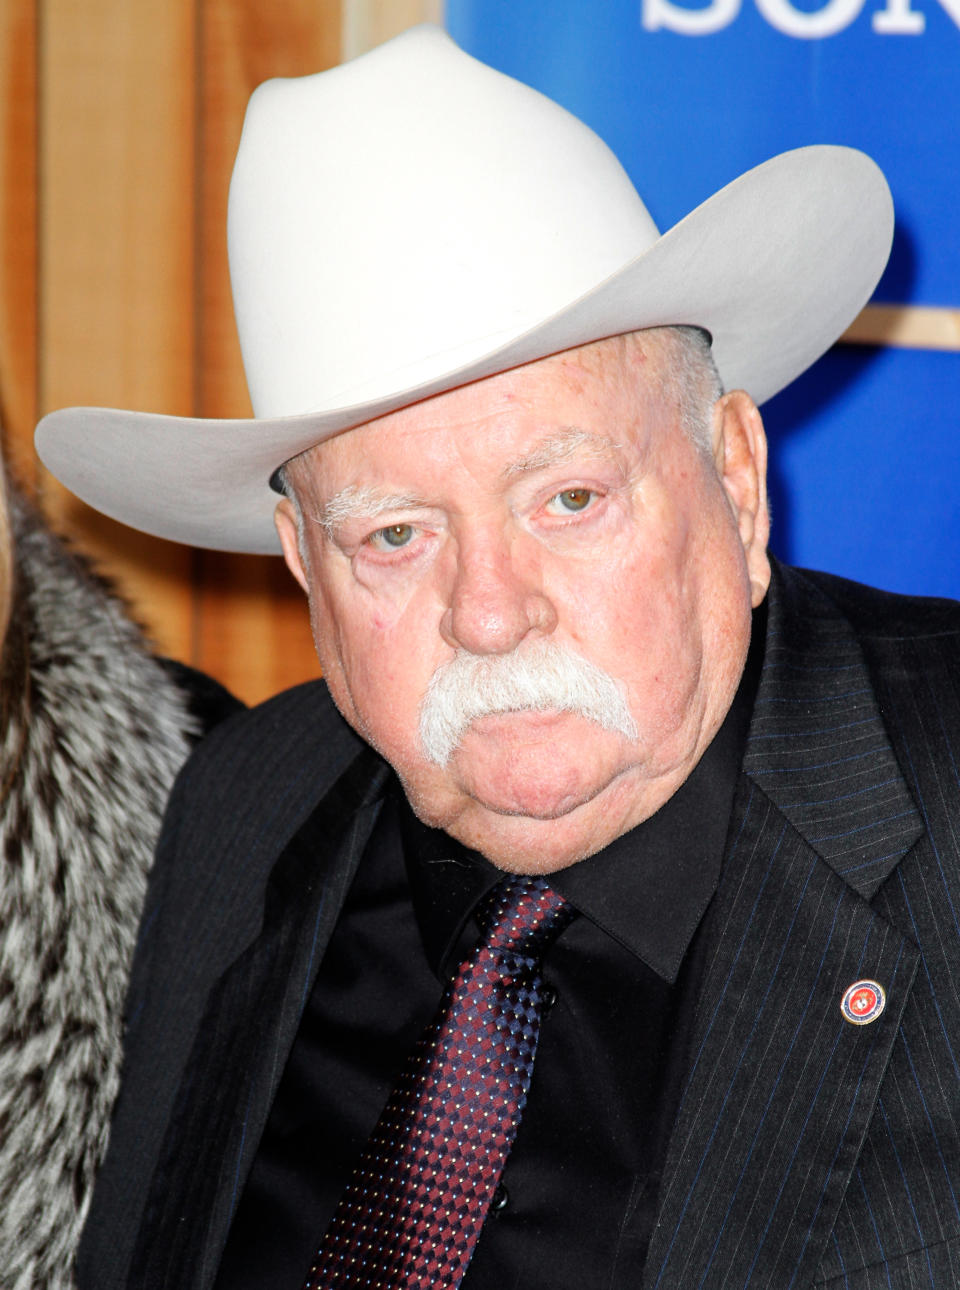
[[303, 875, 574, 1289]]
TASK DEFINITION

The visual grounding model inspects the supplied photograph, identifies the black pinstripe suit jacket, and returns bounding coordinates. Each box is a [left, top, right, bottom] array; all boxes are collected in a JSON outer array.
[[77, 560, 960, 1289]]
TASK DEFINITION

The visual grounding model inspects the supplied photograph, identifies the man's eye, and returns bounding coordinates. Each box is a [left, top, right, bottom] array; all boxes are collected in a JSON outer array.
[[368, 523, 416, 551], [546, 488, 595, 515]]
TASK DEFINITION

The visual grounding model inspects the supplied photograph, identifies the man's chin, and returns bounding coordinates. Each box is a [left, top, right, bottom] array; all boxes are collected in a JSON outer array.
[[400, 745, 652, 873], [395, 715, 646, 869], [434, 774, 635, 874], [447, 723, 626, 821], [457, 781, 599, 822]]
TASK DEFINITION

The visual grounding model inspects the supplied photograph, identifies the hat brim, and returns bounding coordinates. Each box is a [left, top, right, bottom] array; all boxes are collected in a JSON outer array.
[[35, 145, 892, 554]]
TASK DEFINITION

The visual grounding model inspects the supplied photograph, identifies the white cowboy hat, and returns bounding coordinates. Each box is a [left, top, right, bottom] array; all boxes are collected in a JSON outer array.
[[35, 23, 893, 555]]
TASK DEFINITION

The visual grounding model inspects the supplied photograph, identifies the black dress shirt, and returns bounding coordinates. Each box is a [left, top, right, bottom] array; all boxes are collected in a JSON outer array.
[[215, 627, 761, 1289]]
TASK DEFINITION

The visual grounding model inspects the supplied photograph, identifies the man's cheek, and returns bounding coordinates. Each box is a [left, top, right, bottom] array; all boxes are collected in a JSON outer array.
[[348, 558, 442, 627], [345, 650, 431, 755]]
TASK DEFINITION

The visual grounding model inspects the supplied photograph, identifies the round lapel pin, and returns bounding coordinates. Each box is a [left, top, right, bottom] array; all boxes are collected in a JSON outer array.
[[841, 979, 886, 1025]]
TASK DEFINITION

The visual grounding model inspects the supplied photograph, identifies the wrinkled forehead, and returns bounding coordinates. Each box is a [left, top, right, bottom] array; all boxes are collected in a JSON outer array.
[[286, 330, 677, 493]]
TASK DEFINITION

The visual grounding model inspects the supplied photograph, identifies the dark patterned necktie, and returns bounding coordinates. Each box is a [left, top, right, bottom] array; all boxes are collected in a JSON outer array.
[[303, 874, 574, 1289]]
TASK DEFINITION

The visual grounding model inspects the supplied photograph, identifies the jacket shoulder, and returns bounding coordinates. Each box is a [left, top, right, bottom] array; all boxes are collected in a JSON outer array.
[[159, 658, 245, 737], [158, 679, 368, 866], [785, 564, 960, 644], [164, 675, 365, 817]]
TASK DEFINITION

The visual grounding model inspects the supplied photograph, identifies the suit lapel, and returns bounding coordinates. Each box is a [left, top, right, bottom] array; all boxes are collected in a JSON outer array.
[[742, 561, 922, 900], [645, 564, 924, 1289], [130, 751, 390, 1290]]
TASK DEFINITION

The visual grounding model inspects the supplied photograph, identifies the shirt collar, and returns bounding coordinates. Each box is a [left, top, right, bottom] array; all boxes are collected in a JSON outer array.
[[402, 607, 764, 985]]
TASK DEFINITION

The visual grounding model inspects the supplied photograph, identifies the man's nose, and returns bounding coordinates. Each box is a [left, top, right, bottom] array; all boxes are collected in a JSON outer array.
[[439, 537, 557, 655]]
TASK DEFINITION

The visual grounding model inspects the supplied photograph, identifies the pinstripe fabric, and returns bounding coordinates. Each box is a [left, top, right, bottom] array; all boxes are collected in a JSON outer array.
[[811, 610, 960, 1287], [128, 771, 387, 1289], [742, 570, 922, 899], [645, 781, 919, 1288], [76, 685, 391, 1290], [76, 562, 960, 1290], [646, 566, 960, 1288]]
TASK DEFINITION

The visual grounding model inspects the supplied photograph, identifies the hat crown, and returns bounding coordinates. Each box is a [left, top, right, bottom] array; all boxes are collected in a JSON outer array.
[[228, 24, 659, 419]]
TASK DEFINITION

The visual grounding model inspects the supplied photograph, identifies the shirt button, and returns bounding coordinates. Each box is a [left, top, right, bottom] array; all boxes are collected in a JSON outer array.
[[541, 983, 558, 1012], [491, 1183, 509, 1213]]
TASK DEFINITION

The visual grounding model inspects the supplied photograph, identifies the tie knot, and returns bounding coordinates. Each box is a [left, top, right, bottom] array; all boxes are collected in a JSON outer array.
[[477, 875, 574, 958]]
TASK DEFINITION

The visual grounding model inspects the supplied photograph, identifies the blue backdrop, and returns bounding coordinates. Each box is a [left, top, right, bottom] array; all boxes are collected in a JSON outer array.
[[445, 1, 960, 598]]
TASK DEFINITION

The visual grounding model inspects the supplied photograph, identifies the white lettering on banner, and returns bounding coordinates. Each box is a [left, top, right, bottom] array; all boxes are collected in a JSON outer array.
[[642, 0, 960, 32], [643, 0, 741, 34], [756, 0, 865, 35], [870, 0, 960, 31], [872, 0, 926, 29]]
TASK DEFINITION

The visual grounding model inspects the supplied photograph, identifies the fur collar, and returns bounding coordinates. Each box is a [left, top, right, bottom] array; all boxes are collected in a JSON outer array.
[[0, 496, 200, 1289]]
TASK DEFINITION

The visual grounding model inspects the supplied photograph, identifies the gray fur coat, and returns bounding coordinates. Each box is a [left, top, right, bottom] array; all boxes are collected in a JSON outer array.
[[0, 496, 210, 1289]]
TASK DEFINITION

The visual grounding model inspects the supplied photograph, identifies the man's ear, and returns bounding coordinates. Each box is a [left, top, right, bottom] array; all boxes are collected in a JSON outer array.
[[712, 389, 771, 608], [274, 498, 311, 595]]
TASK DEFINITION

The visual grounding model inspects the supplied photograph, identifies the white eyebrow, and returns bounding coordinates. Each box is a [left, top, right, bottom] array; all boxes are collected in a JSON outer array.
[[502, 427, 622, 478], [313, 485, 426, 536]]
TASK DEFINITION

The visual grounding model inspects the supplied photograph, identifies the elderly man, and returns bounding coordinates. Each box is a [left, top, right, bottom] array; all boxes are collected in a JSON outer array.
[[37, 24, 960, 1290]]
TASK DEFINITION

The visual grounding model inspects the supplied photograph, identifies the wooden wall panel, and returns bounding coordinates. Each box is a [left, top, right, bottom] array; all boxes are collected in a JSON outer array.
[[190, 0, 342, 702], [843, 304, 960, 351], [37, 0, 197, 662], [342, 0, 444, 58], [13, 0, 346, 705], [0, 0, 37, 489]]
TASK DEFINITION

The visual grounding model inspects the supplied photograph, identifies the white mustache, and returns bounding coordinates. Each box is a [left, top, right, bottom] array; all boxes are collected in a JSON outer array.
[[418, 639, 638, 766]]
